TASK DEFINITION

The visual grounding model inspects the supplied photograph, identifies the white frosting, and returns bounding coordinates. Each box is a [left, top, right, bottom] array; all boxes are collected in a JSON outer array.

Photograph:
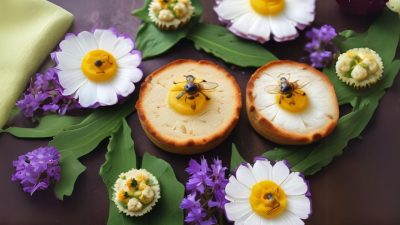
[[252, 64, 337, 134]]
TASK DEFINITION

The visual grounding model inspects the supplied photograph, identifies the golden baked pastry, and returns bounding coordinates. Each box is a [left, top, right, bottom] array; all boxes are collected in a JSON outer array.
[[136, 59, 242, 154], [246, 60, 339, 145]]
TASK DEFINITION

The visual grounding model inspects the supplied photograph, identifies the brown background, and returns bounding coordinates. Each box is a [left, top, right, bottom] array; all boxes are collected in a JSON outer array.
[[1, 0, 399, 225]]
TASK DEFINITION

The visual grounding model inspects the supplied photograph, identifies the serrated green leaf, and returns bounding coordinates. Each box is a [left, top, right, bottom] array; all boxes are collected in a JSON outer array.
[[53, 101, 134, 200], [1, 114, 84, 138], [187, 23, 277, 67], [230, 143, 245, 172], [264, 10, 400, 175], [133, 0, 203, 59], [100, 119, 137, 225]]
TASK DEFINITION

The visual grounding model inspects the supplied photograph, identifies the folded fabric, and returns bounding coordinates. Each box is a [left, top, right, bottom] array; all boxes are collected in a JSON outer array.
[[0, 0, 74, 128]]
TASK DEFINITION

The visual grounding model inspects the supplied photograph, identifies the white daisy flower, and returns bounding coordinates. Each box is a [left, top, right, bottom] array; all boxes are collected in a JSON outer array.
[[214, 0, 316, 43], [53, 29, 143, 107], [225, 158, 311, 225]]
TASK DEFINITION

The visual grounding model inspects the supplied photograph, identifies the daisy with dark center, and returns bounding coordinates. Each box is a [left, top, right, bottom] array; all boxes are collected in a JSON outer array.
[[53, 28, 143, 108], [225, 158, 311, 225]]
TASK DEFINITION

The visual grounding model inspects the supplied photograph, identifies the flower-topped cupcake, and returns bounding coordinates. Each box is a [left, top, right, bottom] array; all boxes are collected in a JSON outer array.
[[113, 169, 161, 217], [149, 0, 195, 30], [214, 0, 316, 43], [336, 48, 384, 88]]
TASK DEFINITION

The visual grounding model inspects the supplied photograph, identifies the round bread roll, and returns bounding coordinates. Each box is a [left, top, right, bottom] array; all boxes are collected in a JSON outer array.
[[136, 59, 242, 154], [246, 60, 339, 145]]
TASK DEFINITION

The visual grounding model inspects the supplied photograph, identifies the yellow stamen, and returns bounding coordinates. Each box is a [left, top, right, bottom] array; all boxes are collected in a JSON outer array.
[[249, 180, 287, 219], [250, 0, 285, 16], [276, 90, 308, 113], [81, 49, 117, 82]]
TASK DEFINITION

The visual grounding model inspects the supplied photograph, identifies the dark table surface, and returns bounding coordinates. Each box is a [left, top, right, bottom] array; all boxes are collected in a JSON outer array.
[[1, 0, 399, 225]]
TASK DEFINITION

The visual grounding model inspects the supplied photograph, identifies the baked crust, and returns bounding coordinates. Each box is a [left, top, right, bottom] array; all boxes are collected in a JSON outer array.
[[136, 59, 242, 154], [246, 60, 339, 145]]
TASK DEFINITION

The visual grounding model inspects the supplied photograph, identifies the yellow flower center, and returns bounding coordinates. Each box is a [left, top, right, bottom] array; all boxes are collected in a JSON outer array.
[[276, 89, 308, 113], [250, 0, 285, 16], [249, 180, 287, 219], [168, 79, 208, 115], [81, 49, 117, 82]]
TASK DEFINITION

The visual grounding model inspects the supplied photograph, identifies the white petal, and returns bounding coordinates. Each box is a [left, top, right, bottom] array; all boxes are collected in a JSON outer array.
[[113, 38, 134, 59], [97, 83, 118, 106], [112, 77, 135, 97], [77, 31, 98, 52], [271, 161, 290, 185], [285, 1, 315, 26], [271, 211, 304, 225], [117, 68, 143, 83], [281, 172, 308, 196], [225, 202, 252, 221], [118, 53, 142, 68], [59, 35, 85, 59], [58, 69, 87, 96], [56, 52, 81, 70], [269, 15, 298, 42], [230, 13, 253, 36], [287, 195, 311, 219], [77, 82, 98, 107], [252, 159, 272, 182], [244, 213, 262, 225], [248, 15, 271, 42], [215, 0, 250, 20], [236, 164, 257, 188], [226, 176, 251, 199], [95, 29, 118, 52]]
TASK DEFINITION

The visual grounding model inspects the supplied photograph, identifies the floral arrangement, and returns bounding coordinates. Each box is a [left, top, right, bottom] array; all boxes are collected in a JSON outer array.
[[1, 0, 400, 225]]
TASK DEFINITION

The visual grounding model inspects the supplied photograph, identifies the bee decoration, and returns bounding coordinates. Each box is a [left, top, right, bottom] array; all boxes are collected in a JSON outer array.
[[264, 192, 281, 215], [173, 75, 218, 110], [265, 74, 309, 105], [94, 55, 114, 74]]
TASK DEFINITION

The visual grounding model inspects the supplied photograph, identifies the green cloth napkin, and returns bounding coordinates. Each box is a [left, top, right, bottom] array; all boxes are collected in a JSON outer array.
[[0, 0, 74, 128]]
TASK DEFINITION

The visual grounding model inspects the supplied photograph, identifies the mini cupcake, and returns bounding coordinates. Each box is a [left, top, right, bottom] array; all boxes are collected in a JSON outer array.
[[148, 0, 195, 30], [113, 169, 161, 217], [336, 48, 384, 88]]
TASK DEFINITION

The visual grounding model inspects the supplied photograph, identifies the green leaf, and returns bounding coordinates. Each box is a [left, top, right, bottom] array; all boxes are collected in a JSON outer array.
[[101, 140, 184, 225], [1, 115, 84, 138], [53, 100, 134, 200], [100, 119, 137, 225], [264, 10, 400, 175], [230, 143, 245, 172], [138, 153, 184, 225], [133, 0, 203, 59], [187, 23, 277, 67]]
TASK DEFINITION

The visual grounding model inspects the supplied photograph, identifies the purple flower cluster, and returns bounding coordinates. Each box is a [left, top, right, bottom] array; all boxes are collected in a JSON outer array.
[[305, 25, 338, 69], [11, 146, 61, 195], [16, 68, 80, 118], [180, 158, 228, 225]]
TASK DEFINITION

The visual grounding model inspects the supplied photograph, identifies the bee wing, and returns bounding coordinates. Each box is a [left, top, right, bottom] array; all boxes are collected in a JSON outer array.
[[264, 85, 280, 94], [176, 91, 186, 99], [198, 82, 218, 90]]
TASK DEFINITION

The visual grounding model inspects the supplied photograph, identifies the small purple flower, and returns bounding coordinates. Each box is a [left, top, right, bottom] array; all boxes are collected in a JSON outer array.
[[304, 24, 338, 69], [16, 68, 80, 118], [181, 158, 228, 225], [11, 146, 61, 195]]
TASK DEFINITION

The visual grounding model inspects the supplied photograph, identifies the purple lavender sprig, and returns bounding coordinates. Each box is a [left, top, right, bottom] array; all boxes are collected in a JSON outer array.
[[11, 146, 61, 195], [16, 68, 80, 118], [180, 158, 228, 225], [304, 25, 339, 69]]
